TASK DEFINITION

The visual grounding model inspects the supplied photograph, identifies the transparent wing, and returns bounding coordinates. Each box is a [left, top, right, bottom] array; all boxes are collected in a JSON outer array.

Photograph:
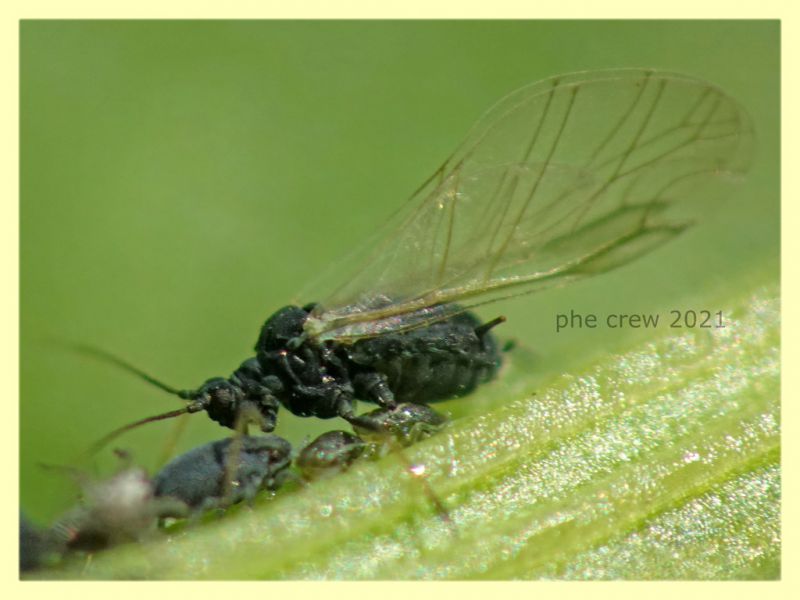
[[303, 69, 754, 343]]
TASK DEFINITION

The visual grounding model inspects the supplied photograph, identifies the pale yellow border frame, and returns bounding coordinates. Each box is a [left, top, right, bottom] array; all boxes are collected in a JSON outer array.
[[4, 1, 793, 596]]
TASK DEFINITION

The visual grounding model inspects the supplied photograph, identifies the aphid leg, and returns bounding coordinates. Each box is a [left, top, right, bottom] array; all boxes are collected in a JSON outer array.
[[296, 428, 454, 532], [277, 351, 304, 385], [272, 468, 303, 495], [220, 402, 262, 504], [154, 497, 190, 527], [405, 419, 444, 446], [386, 435, 455, 533], [345, 405, 454, 531], [352, 372, 396, 409], [221, 409, 251, 505]]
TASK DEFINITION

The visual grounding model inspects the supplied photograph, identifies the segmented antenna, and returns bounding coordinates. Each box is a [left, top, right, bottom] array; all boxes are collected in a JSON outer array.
[[64, 343, 203, 455], [69, 343, 193, 399], [87, 405, 205, 455]]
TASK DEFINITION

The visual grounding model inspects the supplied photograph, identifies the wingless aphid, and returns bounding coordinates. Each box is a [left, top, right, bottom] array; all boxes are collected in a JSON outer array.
[[35, 437, 292, 561], [89, 69, 752, 455]]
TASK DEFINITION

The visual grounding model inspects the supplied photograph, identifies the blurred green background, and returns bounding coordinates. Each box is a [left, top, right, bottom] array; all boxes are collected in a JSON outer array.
[[20, 21, 779, 523]]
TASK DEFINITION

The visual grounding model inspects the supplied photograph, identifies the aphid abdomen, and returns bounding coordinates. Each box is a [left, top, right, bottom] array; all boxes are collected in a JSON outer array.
[[348, 311, 502, 404], [153, 435, 292, 509], [296, 430, 367, 479]]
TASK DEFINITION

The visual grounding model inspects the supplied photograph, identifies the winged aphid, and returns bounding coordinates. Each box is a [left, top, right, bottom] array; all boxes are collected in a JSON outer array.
[[82, 68, 752, 465]]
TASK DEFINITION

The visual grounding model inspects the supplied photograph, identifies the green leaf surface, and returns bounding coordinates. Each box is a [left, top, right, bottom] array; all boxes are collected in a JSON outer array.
[[33, 280, 779, 580]]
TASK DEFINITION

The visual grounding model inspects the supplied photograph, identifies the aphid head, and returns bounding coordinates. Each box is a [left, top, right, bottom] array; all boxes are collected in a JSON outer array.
[[254, 305, 310, 355], [239, 434, 293, 479], [193, 377, 244, 429]]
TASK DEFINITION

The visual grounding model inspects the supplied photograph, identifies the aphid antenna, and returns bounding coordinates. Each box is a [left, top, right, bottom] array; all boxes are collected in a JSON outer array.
[[56, 342, 208, 456], [38, 461, 89, 486], [67, 343, 194, 399], [56, 340, 205, 456], [86, 403, 205, 457], [40, 448, 133, 484]]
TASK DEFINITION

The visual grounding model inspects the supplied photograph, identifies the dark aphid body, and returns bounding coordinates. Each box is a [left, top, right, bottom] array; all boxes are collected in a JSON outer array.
[[181, 305, 502, 435], [66, 70, 753, 547], [37, 437, 291, 560], [153, 434, 292, 510]]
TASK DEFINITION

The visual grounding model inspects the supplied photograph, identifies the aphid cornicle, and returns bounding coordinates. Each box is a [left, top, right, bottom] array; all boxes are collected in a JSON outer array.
[[93, 68, 752, 448]]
